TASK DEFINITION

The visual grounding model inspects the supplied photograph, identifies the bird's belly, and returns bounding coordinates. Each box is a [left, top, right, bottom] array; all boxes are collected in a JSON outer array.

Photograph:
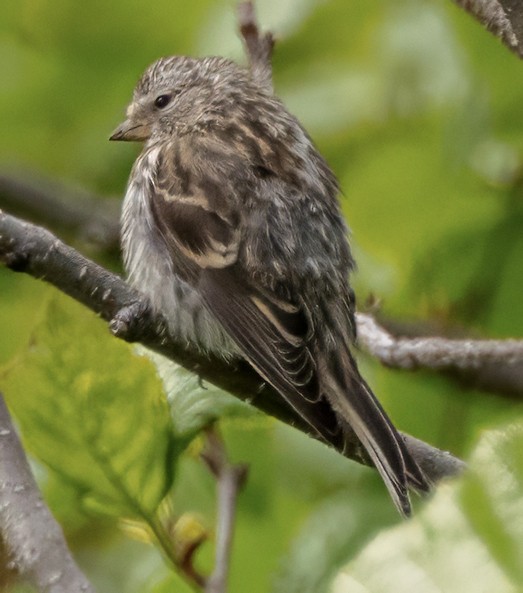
[[121, 177, 236, 356]]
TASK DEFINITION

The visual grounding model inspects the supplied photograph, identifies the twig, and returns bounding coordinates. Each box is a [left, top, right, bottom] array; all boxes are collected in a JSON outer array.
[[400, 434, 466, 482], [201, 429, 248, 593], [452, 0, 523, 58], [178, 539, 206, 590], [0, 210, 464, 482], [238, 1, 275, 92], [0, 394, 96, 593]]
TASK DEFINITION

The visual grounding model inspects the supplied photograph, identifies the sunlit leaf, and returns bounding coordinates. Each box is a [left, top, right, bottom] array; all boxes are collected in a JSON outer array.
[[145, 350, 256, 438], [3, 296, 182, 519], [332, 422, 523, 593]]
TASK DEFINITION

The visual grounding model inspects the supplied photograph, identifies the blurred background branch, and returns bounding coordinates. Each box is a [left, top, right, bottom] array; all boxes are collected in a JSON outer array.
[[201, 428, 249, 593], [0, 168, 120, 256], [238, 1, 275, 92], [1, 172, 521, 399]]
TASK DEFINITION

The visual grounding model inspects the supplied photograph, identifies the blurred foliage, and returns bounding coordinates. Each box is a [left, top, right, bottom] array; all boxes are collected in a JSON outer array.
[[332, 422, 523, 593], [1, 0, 523, 592]]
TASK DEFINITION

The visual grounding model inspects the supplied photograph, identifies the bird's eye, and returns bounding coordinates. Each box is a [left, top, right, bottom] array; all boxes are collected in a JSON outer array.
[[154, 94, 172, 109]]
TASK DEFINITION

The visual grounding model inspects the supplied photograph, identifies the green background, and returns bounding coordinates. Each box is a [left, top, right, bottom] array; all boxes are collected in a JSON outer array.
[[1, 1, 523, 592]]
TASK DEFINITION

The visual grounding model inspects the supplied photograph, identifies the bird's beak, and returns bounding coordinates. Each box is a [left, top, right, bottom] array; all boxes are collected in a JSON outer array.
[[109, 119, 150, 142]]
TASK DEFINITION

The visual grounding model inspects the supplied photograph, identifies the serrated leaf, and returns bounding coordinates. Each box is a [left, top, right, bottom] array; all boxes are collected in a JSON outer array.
[[331, 422, 523, 593], [2, 296, 183, 520]]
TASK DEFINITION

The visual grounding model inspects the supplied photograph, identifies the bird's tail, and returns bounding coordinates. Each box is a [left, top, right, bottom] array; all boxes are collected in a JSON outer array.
[[318, 348, 430, 516]]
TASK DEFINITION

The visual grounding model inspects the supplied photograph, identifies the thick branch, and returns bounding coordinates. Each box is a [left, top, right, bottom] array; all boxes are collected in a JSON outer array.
[[2, 165, 521, 399], [0, 394, 96, 593], [0, 210, 464, 481]]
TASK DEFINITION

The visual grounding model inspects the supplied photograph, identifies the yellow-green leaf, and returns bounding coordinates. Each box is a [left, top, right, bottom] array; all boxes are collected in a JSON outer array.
[[3, 295, 182, 520]]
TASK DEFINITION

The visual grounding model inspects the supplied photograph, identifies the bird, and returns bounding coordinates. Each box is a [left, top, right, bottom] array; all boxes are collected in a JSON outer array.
[[110, 55, 429, 515]]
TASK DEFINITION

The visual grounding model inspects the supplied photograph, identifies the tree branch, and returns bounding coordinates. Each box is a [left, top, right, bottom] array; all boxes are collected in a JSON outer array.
[[201, 429, 248, 593], [0, 394, 96, 593], [4, 2, 522, 589], [235, 0, 523, 402], [0, 209, 464, 482], [453, 0, 523, 58], [0, 167, 120, 254], [2, 164, 521, 399], [357, 313, 523, 397], [2, 169, 521, 398], [238, 1, 275, 92]]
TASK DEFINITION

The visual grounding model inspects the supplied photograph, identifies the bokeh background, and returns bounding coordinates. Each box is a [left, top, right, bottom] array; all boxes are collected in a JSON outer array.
[[1, 1, 523, 592]]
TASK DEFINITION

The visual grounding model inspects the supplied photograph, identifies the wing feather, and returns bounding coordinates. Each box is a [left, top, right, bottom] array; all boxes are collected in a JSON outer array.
[[147, 138, 428, 514], [198, 268, 345, 444], [199, 268, 321, 404], [151, 145, 342, 440]]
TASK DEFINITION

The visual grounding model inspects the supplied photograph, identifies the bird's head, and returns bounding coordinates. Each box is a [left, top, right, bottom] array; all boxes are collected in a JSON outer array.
[[110, 55, 251, 143]]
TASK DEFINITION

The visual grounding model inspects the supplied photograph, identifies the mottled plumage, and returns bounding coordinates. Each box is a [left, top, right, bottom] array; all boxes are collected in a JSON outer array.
[[111, 55, 429, 515]]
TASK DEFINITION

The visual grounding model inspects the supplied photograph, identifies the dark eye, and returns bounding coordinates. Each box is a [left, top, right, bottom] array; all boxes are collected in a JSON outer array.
[[154, 94, 172, 109]]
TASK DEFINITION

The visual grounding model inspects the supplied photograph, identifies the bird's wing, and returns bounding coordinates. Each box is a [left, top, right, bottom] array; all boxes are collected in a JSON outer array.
[[148, 140, 344, 446], [149, 139, 429, 514], [200, 266, 348, 447]]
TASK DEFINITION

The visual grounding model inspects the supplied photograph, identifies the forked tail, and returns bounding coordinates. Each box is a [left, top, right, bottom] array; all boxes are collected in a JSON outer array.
[[319, 348, 430, 516]]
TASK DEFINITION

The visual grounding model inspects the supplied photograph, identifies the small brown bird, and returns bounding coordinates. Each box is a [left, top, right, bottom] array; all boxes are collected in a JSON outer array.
[[111, 55, 429, 515]]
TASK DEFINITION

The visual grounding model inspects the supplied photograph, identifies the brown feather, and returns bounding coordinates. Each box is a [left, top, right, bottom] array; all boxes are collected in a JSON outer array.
[[117, 55, 430, 515]]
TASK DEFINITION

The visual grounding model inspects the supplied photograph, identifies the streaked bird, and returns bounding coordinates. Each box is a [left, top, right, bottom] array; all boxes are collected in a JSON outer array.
[[111, 55, 429, 515]]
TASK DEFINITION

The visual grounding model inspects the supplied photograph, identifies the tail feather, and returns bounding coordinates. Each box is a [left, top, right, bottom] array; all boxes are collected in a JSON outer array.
[[319, 349, 430, 516]]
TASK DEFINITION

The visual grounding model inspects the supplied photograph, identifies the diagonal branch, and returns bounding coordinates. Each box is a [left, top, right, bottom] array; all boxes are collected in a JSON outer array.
[[0, 394, 96, 593], [453, 0, 523, 58], [2, 168, 521, 398], [2, 166, 521, 398], [0, 209, 464, 483], [0, 167, 120, 254]]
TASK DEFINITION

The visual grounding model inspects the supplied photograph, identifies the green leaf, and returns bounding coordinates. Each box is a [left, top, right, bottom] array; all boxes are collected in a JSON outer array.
[[273, 490, 398, 593], [150, 574, 193, 593], [331, 422, 523, 593], [460, 426, 523, 584], [144, 350, 256, 438], [3, 295, 182, 520]]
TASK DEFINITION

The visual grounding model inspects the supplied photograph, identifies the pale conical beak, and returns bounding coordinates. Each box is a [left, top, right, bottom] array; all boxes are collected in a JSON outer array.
[[109, 119, 150, 142]]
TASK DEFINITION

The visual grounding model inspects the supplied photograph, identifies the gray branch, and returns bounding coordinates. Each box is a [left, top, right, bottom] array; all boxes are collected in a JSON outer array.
[[7, 2, 523, 590], [201, 429, 248, 593], [0, 167, 120, 254], [357, 313, 523, 397], [238, 1, 275, 92], [0, 210, 465, 481], [453, 0, 523, 57], [0, 394, 96, 593]]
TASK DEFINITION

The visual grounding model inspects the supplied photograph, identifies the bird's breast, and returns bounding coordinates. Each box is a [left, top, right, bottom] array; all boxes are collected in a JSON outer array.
[[120, 156, 236, 356]]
